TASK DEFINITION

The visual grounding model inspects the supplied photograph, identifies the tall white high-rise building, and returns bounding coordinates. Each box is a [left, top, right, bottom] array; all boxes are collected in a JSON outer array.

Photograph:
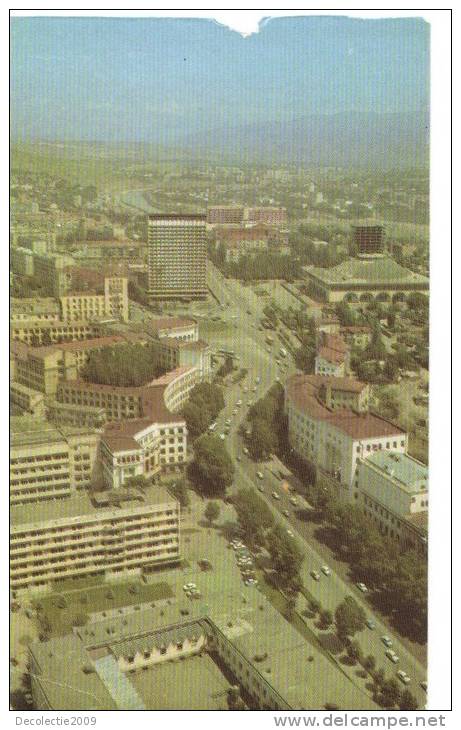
[[147, 215, 207, 301]]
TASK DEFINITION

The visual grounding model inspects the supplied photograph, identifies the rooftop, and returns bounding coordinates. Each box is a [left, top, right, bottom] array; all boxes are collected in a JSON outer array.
[[362, 451, 428, 493], [150, 317, 196, 331], [286, 374, 405, 440], [308, 256, 429, 287], [10, 416, 95, 449], [11, 486, 175, 531]]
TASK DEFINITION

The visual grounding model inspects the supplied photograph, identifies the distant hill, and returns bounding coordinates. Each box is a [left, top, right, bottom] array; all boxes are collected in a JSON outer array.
[[182, 111, 429, 169]]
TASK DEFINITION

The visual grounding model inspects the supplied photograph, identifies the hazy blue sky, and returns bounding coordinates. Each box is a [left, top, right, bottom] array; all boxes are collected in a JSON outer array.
[[11, 15, 429, 143]]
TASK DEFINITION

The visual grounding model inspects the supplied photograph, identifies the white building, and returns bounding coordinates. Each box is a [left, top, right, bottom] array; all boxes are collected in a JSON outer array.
[[285, 374, 408, 497], [356, 451, 428, 554]]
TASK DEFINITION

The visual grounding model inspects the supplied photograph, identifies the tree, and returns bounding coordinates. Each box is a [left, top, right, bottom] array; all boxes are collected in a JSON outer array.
[[295, 345, 316, 374], [379, 678, 401, 708], [182, 400, 212, 439], [191, 434, 234, 497], [169, 479, 190, 508], [346, 640, 362, 664], [384, 357, 399, 382], [233, 488, 274, 545], [123, 475, 150, 491], [335, 596, 366, 641], [266, 524, 304, 587], [376, 388, 400, 421], [335, 301, 357, 327], [250, 418, 277, 460], [204, 501, 220, 526], [319, 609, 333, 629], [363, 655, 376, 672], [399, 689, 418, 711]]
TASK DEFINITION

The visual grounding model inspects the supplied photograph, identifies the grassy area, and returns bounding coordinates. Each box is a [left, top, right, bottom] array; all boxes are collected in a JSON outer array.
[[34, 580, 174, 636]]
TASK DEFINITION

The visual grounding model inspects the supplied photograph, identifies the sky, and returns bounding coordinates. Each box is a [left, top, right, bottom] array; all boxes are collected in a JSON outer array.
[[10, 15, 429, 144]]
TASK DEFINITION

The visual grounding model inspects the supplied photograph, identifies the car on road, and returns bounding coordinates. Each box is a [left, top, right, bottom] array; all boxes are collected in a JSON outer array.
[[244, 578, 258, 586], [282, 509, 290, 517], [243, 447, 249, 455], [286, 529, 294, 538], [271, 491, 280, 500], [386, 650, 399, 664], [310, 570, 321, 581], [256, 471, 264, 479], [356, 582, 368, 593], [321, 565, 331, 576], [366, 618, 376, 630], [289, 497, 298, 506], [257, 485, 264, 493], [183, 583, 197, 591], [219, 434, 226, 440], [397, 670, 411, 685], [381, 636, 393, 648]]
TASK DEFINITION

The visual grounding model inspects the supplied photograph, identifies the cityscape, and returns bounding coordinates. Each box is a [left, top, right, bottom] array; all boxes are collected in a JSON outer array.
[[10, 15, 431, 714]]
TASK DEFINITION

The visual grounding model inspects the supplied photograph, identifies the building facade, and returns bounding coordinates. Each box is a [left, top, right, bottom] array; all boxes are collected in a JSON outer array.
[[285, 374, 408, 496], [147, 215, 207, 301], [10, 489, 180, 594]]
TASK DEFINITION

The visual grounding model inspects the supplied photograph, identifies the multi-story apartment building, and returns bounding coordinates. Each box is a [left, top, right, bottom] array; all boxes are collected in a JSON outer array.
[[10, 488, 180, 594], [10, 297, 61, 323], [11, 247, 35, 277], [285, 374, 407, 496], [314, 332, 350, 377], [33, 253, 75, 296], [216, 225, 269, 263], [100, 416, 187, 489], [10, 418, 100, 506], [56, 366, 199, 423], [150, 338, 211, 381], [207, 206, 244, 225], [11, 320, 105, 346], [10, 381, 46, 417], [147, 215, 207, 301], [356, 451, 428, 554], [11, 340, 78, 396], [244, 207, 287, 225], [60, 276, 129, 322]]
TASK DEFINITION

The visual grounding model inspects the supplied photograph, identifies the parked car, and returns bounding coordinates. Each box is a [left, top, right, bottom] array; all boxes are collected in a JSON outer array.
[[183, 583, 197, 591], [321, 565, 331, 576], [282, 509, 290, 517], [397, 670, 411, 685], [386, 650, 399, 664], [286, 529, 294, 538], [366, 618, 376, 630], [243, 447, 249, 455], [310, 570, 321, 581], [381, 635, 393, 648], [219, 433, 226, 440], [289, 497, 298, 506], [256, 471, 264, 479], [356, 582, 368, 593], [272, 491, 280, 500]]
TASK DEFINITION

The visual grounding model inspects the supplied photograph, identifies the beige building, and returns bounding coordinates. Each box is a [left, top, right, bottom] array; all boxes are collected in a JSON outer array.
[[100, 416, 187, 489], [11, 246, 35, 277], [33, 253, 75, 296], [10, 488, 180, 594], [10, 381, 46, 417], [10, 297, 61, 323], [11, 319, 104, 346], [60, 276, 129, 322], [10, 417, 100, 506], [148, 215, 207, 301], [314, 332, 350, 377], [11, 340, 78, 396]]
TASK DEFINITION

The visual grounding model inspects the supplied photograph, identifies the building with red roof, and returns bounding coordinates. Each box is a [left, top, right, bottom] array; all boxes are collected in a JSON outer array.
[[314, 332, 350, 377], [285, 373, 407, 496]]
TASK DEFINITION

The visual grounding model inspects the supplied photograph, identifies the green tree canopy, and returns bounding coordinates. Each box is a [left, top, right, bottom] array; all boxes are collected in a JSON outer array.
[[204, 501, 220, 525], [191, 434, 234, 497], [335, 596, 366, 641], [233, 487, 275, 544], [266, 523, 304, 587]]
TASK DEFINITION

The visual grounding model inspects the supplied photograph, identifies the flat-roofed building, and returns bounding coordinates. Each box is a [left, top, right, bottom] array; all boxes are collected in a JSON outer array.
[[60, 276, 129, 322], [10, 381, 46, 417], [150, 317, 198, 341], [11, 319, 104, 346], [10, 487, 180, 594], [147, 215, 207, 301], [285, 374, 407, 496], [10, 297, 61, 323], [10, 417, 100, 506], [207, 206, 244, 225], [11, 246, 35, 277], [33, 253, 75, 296], [244, 207, 287, 225], [356, 451, 428, 554], [11, 340, 78, 396]]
